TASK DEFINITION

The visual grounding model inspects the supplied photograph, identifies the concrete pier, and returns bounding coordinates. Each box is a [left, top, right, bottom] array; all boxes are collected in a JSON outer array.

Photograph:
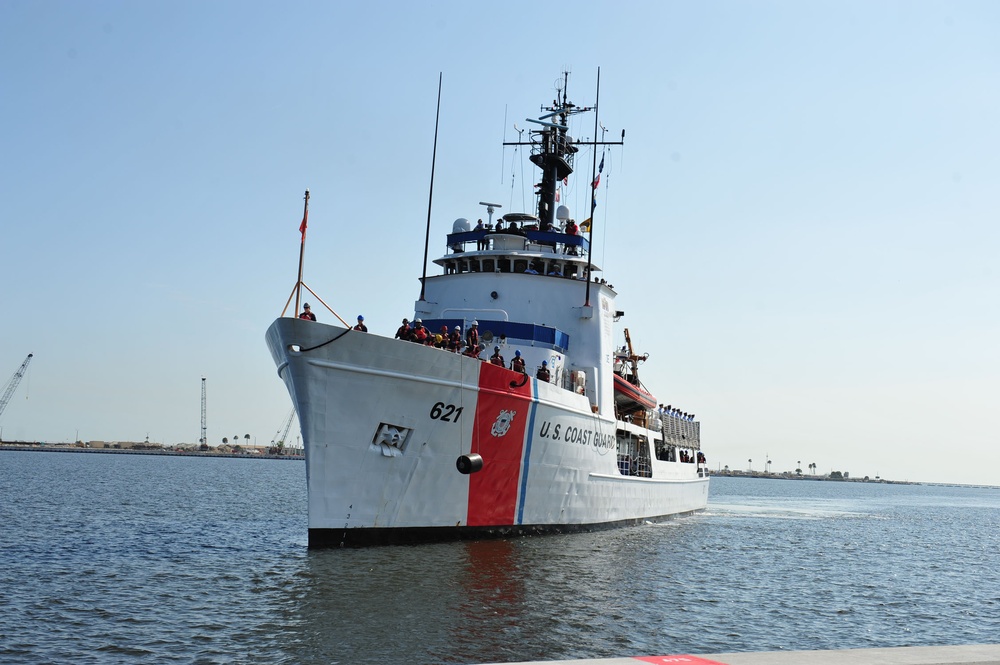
[[481, 645, 1000, 665]]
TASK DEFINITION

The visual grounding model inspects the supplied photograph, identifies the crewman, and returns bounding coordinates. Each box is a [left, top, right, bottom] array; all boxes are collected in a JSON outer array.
[[536, 360, 550, 382], [298, 303, 316, 321], [411, 319, 427, 343], [353, 315, 368, 332], [510, 349, 526, 373], [395, 318, 410, 339], [449, 326, 462, 352], [465, 321, 479, 351], [489, 346, 505, 367]]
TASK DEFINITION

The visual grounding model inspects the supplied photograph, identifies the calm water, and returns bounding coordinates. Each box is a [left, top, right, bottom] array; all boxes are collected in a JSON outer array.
[[1, 451, 998, 664]]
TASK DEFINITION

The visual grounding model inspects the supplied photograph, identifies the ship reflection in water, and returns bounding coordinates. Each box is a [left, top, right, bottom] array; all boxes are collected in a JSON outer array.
[[279, 532, 690, 664]]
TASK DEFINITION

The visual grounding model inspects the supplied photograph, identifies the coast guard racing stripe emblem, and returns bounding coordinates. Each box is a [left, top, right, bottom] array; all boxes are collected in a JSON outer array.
[[466, 363, 533, 526], [491, 410, 516, 437]]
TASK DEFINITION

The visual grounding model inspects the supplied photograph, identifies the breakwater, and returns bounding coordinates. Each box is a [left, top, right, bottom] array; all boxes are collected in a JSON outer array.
[[0, 443, 302, 460]]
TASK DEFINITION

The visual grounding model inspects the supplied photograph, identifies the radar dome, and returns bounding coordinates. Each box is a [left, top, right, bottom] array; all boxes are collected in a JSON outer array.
[[556, 205, 570, 221], [452, 218, 471, 233]]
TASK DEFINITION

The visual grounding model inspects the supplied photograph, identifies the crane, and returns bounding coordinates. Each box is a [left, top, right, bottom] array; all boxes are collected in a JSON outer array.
[[0, 354, 33, 421], [269, 408, 296, 455], [199, 377, 208, 450]]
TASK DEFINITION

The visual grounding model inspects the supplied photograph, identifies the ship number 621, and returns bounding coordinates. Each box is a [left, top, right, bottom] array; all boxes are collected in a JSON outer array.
[[430, 402, 463, 423]]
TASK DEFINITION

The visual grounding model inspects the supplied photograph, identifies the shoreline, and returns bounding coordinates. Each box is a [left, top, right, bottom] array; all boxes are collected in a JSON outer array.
[[709, 470, 917, 485], [710, 470, 999, 490], [3, 445, 994, 488], [0, 443, 303, 460]]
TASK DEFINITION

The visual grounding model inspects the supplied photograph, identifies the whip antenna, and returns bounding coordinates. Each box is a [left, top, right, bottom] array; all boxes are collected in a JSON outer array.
[[420, 73, 443, 302]]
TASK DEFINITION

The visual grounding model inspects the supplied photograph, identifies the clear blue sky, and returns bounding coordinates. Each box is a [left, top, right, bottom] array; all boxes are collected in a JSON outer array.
[[2, 1, 997, 484]]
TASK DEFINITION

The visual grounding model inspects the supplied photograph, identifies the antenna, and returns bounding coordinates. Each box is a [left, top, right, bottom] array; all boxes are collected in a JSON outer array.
[[584, 67, 601, 308], [478, 201, 503, 226], [420, 73, 443, 302]]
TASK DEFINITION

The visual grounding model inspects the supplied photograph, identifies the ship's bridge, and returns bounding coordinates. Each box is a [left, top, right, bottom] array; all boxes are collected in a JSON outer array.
[[435, 213, 597, 279]]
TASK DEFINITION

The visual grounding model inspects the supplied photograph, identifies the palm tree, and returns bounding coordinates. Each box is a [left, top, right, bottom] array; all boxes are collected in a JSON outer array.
[[797, 460, 802, 476], [244, 433, 250, 450], [222, 437, 228, 445]]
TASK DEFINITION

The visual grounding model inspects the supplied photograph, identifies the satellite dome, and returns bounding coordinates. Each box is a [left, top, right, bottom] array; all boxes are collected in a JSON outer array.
[[556, 205, 570, 221], [452, 217, 471, 233]]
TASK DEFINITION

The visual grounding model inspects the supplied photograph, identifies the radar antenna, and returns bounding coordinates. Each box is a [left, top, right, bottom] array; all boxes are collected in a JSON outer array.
[[478, 202, 503, 226]]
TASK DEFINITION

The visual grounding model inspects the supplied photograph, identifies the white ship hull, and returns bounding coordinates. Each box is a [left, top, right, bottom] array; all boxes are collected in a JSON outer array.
[[267, 317, 708, 547]]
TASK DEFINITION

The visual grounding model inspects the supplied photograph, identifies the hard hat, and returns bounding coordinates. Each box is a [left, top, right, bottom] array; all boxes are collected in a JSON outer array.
[[415, 318, 422, 324], [303, 303, 311, 308], [515, 350, 521, 356], [402, 318, 408, 323], [471, 320, 478, 326], [542, 360, 547, 366], [494, 346, 500, 352], [454, 326, 461, 331], [357, 315, 364, 321]]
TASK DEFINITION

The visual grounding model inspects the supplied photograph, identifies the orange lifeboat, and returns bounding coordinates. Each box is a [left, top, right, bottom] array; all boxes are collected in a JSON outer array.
[[613, 328, 657, 414], [613, 374, 657, 413]]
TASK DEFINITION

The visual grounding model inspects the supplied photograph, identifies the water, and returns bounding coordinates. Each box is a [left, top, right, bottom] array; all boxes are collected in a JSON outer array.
[[1, 451, 998, 664]]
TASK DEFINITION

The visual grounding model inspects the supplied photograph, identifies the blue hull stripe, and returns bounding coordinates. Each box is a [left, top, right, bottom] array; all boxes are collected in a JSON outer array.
[[516, 379, 539, 525]]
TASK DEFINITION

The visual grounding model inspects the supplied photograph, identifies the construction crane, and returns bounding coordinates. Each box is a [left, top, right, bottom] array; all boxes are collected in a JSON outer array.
[[0, 354, 33, 421], [269, 407, 296, 455]]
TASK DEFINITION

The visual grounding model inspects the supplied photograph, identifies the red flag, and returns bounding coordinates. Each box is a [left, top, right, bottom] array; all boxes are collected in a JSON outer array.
[[592, 153, 605, 189], [299, 209, 308, 242]]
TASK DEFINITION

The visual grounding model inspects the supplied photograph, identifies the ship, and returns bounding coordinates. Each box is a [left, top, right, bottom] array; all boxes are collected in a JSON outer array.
[[266, 73, 708, 547]]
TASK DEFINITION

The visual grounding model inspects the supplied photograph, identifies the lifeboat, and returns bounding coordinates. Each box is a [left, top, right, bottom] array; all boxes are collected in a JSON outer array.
[[613, 373, 657, 413]]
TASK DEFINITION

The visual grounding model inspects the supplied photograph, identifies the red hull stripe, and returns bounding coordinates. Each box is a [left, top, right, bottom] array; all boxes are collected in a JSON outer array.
[[467, 365, 534, 526]]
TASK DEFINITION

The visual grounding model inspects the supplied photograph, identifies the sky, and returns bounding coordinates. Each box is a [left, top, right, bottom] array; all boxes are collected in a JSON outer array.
[[1, 1, 998, 485]]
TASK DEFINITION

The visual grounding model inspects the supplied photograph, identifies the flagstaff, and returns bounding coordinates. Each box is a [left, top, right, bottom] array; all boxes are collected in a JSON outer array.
[[295, 189, 310, 317]]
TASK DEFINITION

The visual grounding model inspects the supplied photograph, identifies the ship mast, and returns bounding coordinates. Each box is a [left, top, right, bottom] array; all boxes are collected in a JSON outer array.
[[503, 71, 623, 256], [528, 72, 581, 227]]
